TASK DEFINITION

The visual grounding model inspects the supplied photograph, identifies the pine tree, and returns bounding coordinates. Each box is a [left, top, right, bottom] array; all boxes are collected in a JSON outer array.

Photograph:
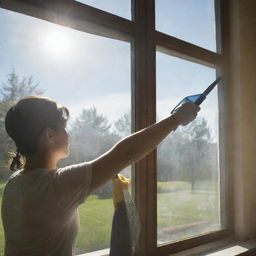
[[0, 70, 44, 181]]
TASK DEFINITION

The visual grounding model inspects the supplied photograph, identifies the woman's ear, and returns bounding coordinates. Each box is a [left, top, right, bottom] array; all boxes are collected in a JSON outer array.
[[44, 127, 56, 144]]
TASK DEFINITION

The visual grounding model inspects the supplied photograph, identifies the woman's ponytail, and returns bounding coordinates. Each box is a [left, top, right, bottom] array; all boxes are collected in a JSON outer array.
[[9, 151, 24, 172]]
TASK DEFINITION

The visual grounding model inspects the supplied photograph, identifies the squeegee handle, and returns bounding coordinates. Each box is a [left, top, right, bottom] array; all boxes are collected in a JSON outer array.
[[194, 95, 206, 105]]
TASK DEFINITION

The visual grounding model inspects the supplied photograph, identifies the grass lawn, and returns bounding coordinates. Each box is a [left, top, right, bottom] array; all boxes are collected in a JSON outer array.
[[0, 183, 5, 256], [75, 195, 113, 254], [0, 182, 219, 255]]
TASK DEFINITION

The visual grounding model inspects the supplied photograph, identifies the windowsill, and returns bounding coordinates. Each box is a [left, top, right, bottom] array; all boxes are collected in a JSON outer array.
[[76, 248, 109, 256], [76, 238, 256, 256], [170, 238, 256, 256]]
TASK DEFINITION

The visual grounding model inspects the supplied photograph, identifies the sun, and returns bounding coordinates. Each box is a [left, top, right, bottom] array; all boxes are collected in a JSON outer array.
[[42, 28, 73, 59]]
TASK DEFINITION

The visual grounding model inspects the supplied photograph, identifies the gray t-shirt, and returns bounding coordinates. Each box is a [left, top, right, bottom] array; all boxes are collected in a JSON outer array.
[[1, 162, 92, 256]]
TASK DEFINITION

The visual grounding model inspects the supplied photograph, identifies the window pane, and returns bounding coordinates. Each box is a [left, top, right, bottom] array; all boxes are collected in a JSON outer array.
[[156, 52, 221, 244], [156, 0, 217, 52], [0, 9, 131, 254], [75, 0, 131, 20]]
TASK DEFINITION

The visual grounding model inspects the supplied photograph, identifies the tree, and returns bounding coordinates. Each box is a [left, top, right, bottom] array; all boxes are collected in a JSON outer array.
[[157, 117, 217, 191], [157, 129, 188, 182], [0, 70, 44, 181], [70, 107, 119, 162], [181, 117, 212, 190], [67, 107, 120, 199], [1, 70, 44, 102], [114, 112, 131, 138]]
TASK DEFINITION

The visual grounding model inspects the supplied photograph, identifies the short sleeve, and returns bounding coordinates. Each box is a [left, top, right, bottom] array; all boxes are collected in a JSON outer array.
[[52, 162, 92, 211]]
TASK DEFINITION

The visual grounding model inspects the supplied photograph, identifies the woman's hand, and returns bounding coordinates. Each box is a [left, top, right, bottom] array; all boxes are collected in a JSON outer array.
[[172, 102, 200, 126]]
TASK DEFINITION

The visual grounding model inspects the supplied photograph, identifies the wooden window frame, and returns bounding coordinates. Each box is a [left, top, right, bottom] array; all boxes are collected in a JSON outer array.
[[0, 0, 231, 255]]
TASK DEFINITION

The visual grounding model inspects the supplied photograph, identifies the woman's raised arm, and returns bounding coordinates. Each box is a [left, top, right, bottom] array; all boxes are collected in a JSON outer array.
[[88, 102, 200, 193]]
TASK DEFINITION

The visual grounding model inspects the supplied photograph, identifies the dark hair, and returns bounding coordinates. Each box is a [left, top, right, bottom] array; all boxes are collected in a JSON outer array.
[[5, 95, 69, 172]]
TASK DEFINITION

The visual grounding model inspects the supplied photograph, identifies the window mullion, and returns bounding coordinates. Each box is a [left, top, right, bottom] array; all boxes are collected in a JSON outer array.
[[133, 0, 156, 255], [218, 0, 232, 233]]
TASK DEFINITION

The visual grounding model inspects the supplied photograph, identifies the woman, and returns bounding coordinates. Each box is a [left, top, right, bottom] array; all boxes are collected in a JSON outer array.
[[1, 95, 199, 255]]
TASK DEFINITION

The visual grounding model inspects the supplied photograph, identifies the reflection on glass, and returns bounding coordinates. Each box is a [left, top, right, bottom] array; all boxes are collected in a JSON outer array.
[[156, 52, 221, 244], [156, 0, 217, 52], [75, 0, 131, 20], [0, 9, 131, 254]]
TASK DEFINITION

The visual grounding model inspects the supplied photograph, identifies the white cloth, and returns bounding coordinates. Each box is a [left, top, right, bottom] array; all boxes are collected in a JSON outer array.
[[1, 163, 92, 256]]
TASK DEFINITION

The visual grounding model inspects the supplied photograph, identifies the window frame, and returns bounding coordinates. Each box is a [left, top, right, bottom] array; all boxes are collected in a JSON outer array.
[[0, 0, 231, 255]]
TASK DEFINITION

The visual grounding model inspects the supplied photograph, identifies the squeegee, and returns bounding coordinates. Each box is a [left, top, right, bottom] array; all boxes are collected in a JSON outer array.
[[171, 76, 222, 130], [171, 76, 222, 114]]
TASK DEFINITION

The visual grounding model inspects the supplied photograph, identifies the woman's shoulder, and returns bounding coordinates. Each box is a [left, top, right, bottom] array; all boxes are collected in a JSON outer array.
[[7, 168, 57, 185]]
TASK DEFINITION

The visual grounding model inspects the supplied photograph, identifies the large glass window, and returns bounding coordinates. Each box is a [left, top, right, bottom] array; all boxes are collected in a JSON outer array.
[[156, 52, 220, 244], [0, 0, 230, 254], [156, 0, 217, 52], [0, 9, 131, 255]]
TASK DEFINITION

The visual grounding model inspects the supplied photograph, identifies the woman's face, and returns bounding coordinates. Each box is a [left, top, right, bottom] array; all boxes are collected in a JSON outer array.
[[53, 120, 70, 159]]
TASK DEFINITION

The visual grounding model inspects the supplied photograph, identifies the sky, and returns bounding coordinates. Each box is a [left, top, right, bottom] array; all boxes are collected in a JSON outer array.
[[0, 0, 218, 136]]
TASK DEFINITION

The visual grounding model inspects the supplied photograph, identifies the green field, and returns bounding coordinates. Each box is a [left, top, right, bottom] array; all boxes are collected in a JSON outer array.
[[0, 182, 219, 255]]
